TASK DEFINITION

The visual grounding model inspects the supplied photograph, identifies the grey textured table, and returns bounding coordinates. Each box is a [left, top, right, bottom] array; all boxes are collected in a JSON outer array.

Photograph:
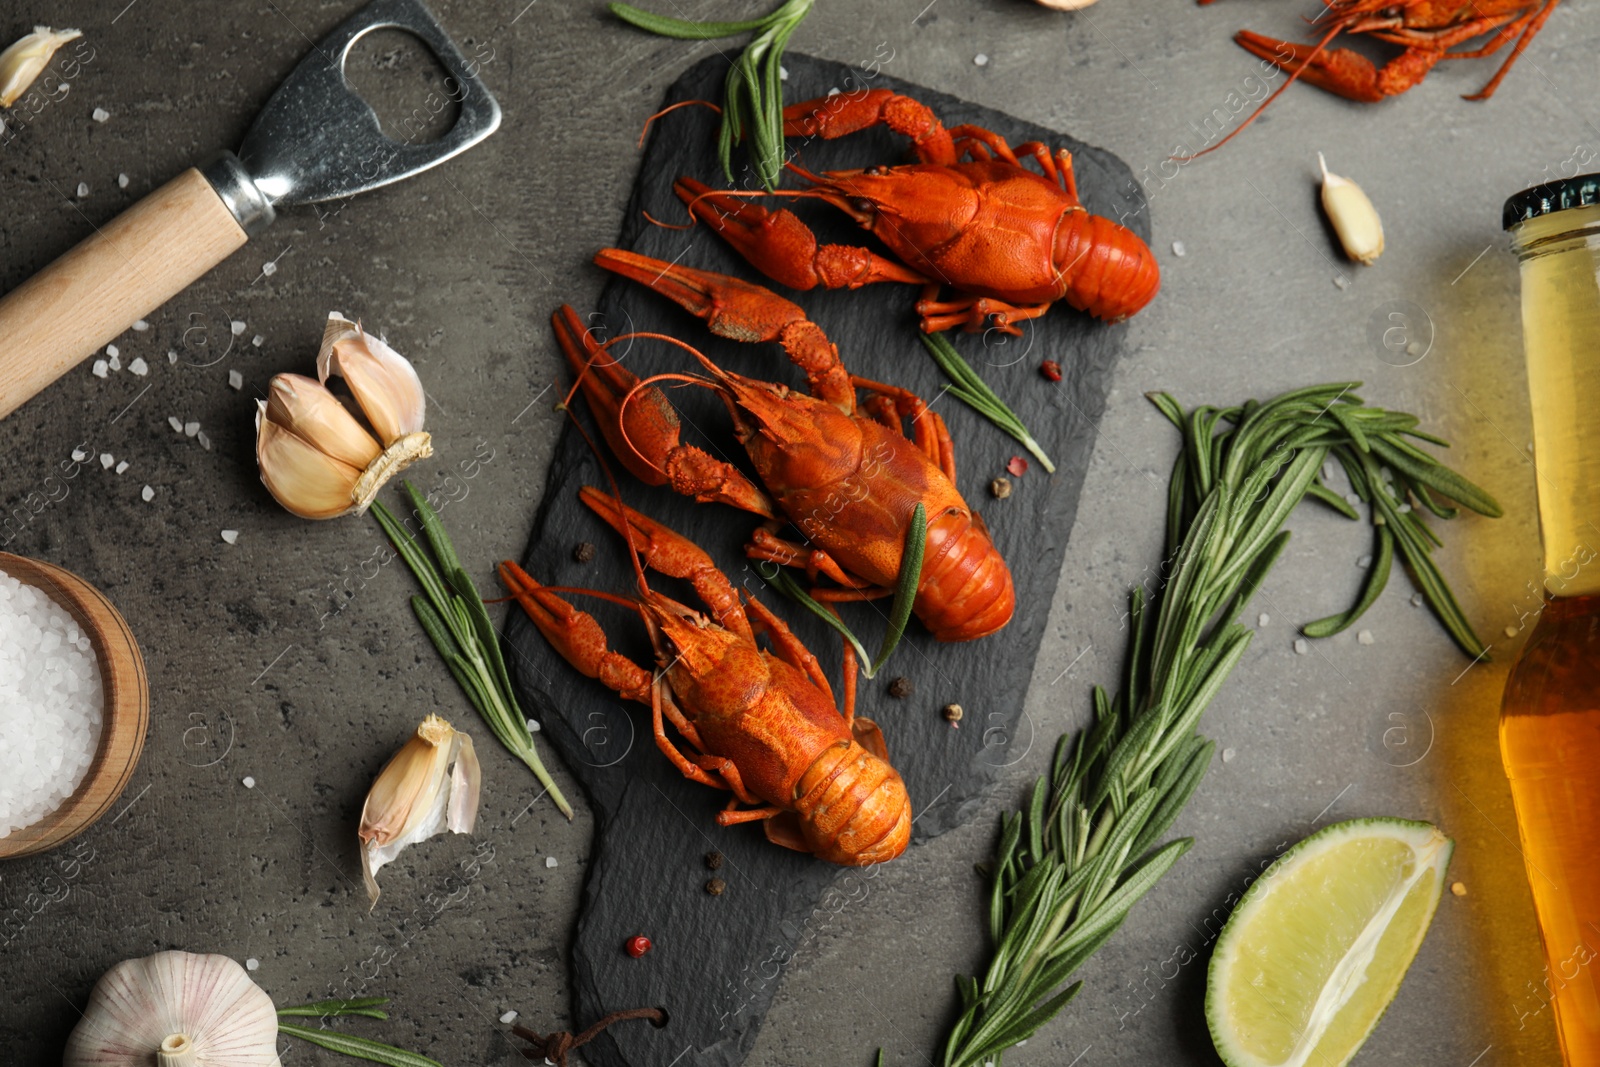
[[0, 1, 1584, 1064]]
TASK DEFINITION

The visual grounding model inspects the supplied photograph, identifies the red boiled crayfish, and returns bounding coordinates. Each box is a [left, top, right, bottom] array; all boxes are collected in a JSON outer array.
[[672, 89, 1160, 334], [500, 490, 911, 865], [556, 247, 1015, 643], [1212, 0, 1556, 129]]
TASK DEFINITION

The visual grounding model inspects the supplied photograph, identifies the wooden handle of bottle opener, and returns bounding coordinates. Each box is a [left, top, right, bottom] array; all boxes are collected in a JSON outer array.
[[0, 168, 249, 421]]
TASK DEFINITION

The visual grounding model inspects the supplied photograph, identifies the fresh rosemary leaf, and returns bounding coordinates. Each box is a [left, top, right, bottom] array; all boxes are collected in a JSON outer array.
[[764, 503, 928, 679], [870, 504, 927, 676], [278, 1022, 443, 1067], [373, 487, 574, 819], [611, 0, 813, 189], [278, 998, 390, 1020], [922, 333, 1056, 472], [940, 384, 1497, 1067]]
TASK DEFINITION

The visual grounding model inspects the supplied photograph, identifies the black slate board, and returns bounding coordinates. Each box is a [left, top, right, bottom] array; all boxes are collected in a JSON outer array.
[[504, 53, 1152, 1067]]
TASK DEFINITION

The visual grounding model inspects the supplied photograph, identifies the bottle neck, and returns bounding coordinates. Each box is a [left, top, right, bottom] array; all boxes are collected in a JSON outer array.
[[1513, 203, 1600, 596]]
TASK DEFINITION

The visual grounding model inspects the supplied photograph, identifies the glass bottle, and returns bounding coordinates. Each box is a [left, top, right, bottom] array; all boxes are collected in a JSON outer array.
[[1501, 175, 1600, 1064]]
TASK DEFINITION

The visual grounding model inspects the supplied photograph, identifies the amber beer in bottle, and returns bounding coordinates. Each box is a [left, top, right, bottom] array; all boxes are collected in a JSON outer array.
[[1500, 175, 1600, 1062]]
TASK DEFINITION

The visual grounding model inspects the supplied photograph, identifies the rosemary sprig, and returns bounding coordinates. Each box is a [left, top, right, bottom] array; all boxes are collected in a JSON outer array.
[[278, 1021, 441, 1067], [940, 383, 1498, 1067], [766, 502, 926, 678], [278, 998, 439, 1067], [610, 0, 814, 190], [921, 333, 1055, 473], [371, 483, 574, 820]]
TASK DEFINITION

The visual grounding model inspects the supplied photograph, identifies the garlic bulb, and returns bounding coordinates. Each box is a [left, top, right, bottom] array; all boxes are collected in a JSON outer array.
[[1318, 152, 1384, 266], [360, 714, 480, 908], [255, 313, 432, 520], [63, 951, 281, 1066], [0, 27, 82, 108]]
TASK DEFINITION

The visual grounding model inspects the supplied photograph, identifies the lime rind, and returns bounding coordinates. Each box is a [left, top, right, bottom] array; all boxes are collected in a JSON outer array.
[[1205, 816, 1454, 1067]]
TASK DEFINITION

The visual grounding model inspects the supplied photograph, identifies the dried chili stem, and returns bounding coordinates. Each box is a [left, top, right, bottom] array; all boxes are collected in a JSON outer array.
[[940, 383, 1498, 1067]]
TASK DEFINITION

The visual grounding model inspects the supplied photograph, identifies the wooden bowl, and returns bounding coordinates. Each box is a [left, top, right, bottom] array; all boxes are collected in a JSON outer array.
[[0, 553, 148, 860]]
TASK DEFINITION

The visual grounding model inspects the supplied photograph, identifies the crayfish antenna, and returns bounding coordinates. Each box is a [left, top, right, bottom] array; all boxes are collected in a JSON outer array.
[[1173, 25, 1341, 160], [639, 98, 723, 149]]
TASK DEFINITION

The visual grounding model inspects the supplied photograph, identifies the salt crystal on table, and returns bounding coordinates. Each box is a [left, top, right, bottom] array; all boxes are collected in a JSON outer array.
[[1258, 613, 1270, 627], [1410, 593, 1423, 607], [251, 335, 264, 348], [1357, 554, 1372, 569], [230, 321, 246, 336], [99, 453, 113, 470], [1357, 630, 1375, 645], [91, 106, 109, 122], [1222, 747, 1237, 763], [115, 461, 128, 475], [261, 261, 278, 277], [526, 719, 541, 733], [499, 1010, 518, 1024], [1293, 639, 1309, 655], [1505, 625, 1518, 638], [184, 421, 199, 437], [242, 776, 256, 788], [76, 182, 89, 198], [129, 357, 148, 376], [70, 448, 87, 463], [132, 319, 148, 332], [228, 370, 244, 390], [168, 416, 183, 434], [197, 431, 211, 451], [545, 856, 558, 868], [1172, 240, 1187, 257], [140, 485, 154, 502], [91, 360, 108, 379], [245, 958, 259, 971], [167, 350, 178, 364], [974, 53, 989, 66], [106, 344, 118, 359], [117, 173, 129, 189], [221, 530, 239, 545]]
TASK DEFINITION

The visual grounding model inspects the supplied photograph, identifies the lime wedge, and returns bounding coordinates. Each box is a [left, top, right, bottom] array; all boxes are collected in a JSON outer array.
[[1206, 817, 1453, 1067]]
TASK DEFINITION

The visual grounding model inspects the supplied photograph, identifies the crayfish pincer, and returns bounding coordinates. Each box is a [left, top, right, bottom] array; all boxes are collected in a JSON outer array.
[[672, 88, 1160, 333], [501, 490, 911, 865], [554, 248, 1015, 643]]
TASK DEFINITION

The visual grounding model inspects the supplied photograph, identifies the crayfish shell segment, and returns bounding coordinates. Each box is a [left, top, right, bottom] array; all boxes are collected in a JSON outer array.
[[786, 738, 912, 866]]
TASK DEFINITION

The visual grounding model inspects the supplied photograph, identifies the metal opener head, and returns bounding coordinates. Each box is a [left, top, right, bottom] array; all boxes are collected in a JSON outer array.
[[207, 0, 500, 233]]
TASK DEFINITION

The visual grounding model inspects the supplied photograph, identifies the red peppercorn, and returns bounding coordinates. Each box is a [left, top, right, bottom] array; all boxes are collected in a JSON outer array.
[[1040, 359, 1062, 382], [1007, 456, 1029, 477], [625, 935, 652, 958]]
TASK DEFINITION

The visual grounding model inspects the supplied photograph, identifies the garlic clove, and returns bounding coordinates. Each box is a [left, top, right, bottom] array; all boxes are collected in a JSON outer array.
[[360, 715, 480, 908], [0, 27, 82, 108], [1319, 152, 1384, 266], [255, 406, 364, 520], [1034, 0, 1101, 9], [317, 313, 427, 445], [265, 373, 382, 470], [63, 950, 281, 1066]]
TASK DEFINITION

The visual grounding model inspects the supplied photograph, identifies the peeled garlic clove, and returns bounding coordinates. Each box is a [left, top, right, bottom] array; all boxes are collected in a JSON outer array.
[[255, 405, 365, 520], [265, 373, 382, 470], [1035, 0, 1101, 9], [318, 313, 426, 444], [0, 27, 82, 108], [360, 715, 481, 908], [1319, 152, 1384, 266], [63, 950, 281, 1066]]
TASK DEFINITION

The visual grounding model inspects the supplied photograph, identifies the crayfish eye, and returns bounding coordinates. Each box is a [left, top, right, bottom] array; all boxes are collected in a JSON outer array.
[[866, 166, 890, 176], [850, 197, 875, 214], [1379, 6, 1401, 15]]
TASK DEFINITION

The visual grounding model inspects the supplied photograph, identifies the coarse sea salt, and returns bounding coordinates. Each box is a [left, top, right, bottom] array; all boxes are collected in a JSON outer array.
[[0, 569, 104, 839]]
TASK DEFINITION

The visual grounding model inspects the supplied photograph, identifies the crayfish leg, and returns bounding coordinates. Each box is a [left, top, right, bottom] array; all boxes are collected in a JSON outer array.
[[652, 679, 729, 793], [496, 560, 654, 704], [691, 753, 761, 805], [780, 89, 956, 164], [744, 593, 836, 706]]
